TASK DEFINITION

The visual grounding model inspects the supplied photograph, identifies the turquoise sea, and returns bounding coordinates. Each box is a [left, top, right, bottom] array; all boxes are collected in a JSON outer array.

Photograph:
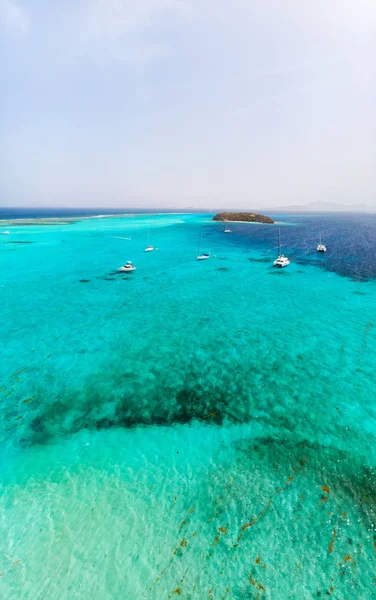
[[1, 212, 375, 599]]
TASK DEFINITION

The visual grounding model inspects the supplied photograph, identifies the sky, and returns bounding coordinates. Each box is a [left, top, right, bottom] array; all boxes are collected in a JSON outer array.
[[0, 0, 375, 209]]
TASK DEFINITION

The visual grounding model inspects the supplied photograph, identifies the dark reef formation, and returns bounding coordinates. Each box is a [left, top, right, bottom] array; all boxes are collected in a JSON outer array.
[[213, 212, 274, 224]]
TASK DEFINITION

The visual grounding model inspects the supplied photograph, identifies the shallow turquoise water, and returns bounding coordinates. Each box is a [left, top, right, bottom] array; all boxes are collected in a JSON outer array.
[[1, 214, 375, 599]]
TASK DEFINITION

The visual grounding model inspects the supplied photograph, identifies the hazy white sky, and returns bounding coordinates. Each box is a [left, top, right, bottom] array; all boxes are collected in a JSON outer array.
[[1, 0, 375, 208]]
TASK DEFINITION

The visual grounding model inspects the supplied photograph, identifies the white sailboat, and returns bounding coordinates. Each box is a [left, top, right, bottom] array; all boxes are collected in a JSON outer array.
[[119, 260, 136, 272], [224, 222, 231, 233], [145, 229, 155, 252], [197, 233, 210, 260], [317, 233, 327, 253], [273, 229, 290, 268]]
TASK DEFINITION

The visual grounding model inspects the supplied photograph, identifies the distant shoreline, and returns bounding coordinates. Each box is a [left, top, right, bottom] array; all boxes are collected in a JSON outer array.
[[1, 207, 373, 226], [0, 212, 198, 225]]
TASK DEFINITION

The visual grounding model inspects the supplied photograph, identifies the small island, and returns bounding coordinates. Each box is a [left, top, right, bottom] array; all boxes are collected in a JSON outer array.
[[213, 212, 274, 224]]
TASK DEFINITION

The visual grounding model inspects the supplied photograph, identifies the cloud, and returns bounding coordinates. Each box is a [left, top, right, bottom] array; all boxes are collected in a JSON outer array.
[[75, 0, 191, 64], [0, 0, 29, 34], [82, 0, 189, 40]]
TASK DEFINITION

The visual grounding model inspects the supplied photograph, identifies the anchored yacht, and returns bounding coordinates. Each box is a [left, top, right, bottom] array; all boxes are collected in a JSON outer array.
[[273, 229, 290, 268], [145, 229, 155, 252], [119, 261, 136, 272], [274, 255, 290, 268], [317, 233, 327, 253], [197, 233, 210, 260]]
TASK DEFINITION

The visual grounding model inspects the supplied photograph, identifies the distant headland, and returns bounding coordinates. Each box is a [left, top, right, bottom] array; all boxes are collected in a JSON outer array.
[[213, 212, 274, 224]]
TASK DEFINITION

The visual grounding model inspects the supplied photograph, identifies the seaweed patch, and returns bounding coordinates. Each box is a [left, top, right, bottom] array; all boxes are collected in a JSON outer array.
[[328, 526, 337, 554], [247, 257, 270, 263]]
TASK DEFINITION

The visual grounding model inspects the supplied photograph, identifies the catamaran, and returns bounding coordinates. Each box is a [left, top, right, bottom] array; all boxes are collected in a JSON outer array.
[[317, 233, 327, 253], [273, 229, 290, 268], [197, 233, 210, 260], [224, 222, 231, 233], [145, 229, 155, 252], [119, 260, 136, 272]]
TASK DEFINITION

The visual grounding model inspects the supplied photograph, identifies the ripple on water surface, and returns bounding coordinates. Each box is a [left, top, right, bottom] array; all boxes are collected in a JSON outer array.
[[1, 426, 375, 599]]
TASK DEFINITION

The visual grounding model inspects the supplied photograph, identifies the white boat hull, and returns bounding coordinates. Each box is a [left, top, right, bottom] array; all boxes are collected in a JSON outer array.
[[119, 261, 136, 272], [273, 255, 290, 268]]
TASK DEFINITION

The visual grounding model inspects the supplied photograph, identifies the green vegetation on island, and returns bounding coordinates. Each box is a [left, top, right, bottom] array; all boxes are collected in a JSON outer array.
[[213, 212, 274, 224]]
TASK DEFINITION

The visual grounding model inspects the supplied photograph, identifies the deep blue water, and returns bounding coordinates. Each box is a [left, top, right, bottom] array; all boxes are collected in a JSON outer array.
[[215, 213, 376, 281]]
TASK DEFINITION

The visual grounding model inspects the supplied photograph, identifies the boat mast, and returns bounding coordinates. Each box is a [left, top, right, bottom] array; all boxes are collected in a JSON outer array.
[[278, 228, 281, 255]]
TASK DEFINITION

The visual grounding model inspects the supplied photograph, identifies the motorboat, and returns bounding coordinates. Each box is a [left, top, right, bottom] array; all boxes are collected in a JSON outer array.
[[273, 229, 290, 268], [119, 261, 136, 272], [1, 231, 10, 235]]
